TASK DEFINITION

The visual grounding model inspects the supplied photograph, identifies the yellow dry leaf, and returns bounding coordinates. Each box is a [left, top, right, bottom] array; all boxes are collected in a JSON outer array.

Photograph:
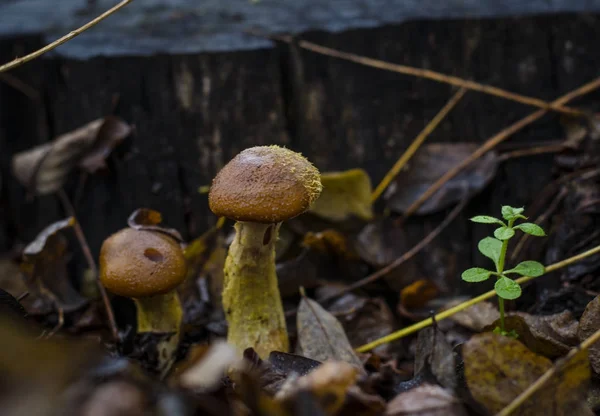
[[309, 169, 373, 222], [463, 332, 590, 415]]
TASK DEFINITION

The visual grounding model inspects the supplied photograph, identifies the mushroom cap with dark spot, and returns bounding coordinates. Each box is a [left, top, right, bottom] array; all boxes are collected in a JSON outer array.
[[99, 228, 187, 298], [208, 145, 322, 223]]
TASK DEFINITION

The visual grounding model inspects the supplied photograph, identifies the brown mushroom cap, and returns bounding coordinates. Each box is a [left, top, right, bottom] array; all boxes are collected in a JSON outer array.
[[208, 145, 322, 223], [99, 228, 187, 298]]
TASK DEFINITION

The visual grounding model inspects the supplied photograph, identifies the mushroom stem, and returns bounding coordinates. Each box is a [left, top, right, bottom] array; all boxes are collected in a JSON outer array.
[[223, 221, 288, 357], [134, 291, 183, 334]]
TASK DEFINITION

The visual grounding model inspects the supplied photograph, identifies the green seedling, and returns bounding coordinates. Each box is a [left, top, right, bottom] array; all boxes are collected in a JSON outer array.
[[462, 206, 546, 336]]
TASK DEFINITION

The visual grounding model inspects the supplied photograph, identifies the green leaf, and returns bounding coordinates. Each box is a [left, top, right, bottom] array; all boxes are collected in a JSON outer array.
[[495, 277, 522, 300], [478, 237, 503, 267], [462, 267, 493, 282], [470, 216, 504, 225], [501, 206, 526, 221], [514, 223, 546, 237], [494, 226, 515, 241], [505, 260, 545, 277]]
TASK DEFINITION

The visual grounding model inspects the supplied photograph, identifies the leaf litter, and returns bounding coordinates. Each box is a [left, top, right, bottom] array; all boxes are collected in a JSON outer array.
[[2, 103, 600, 416]]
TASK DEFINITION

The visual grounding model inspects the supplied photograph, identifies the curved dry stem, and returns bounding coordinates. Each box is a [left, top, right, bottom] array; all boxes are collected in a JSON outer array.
[[356, 243, 600, 353], [0, 0, 133, 73], [223, 222, 288, 358]]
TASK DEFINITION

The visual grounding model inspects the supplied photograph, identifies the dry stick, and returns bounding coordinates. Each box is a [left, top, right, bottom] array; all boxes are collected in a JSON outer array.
[[0, 73, 40, 101], [497, 143, 566, 162], [496, 328, 600, 416], [355, 243, 600, 352], [371, 88, 467, 202], [402, 76, 600, 218], [318, 198, 468, 305], [57, 189, 118, 340], [265, 34, 583, 117], [0, 0, 133, 73]]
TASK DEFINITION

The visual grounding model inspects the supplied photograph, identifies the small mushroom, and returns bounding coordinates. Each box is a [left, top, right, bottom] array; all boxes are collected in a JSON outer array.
[[99, 227, 187, 374], [209, 145, 322, 358]]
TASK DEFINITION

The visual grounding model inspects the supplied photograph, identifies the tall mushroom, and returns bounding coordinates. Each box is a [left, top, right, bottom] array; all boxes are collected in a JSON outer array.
[[209, 145, 322, 358], [99, 227, 187, 375]]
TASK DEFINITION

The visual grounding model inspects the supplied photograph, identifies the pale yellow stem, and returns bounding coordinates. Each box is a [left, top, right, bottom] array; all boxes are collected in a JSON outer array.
[[134, 291, 182, 334], [223, 221, 288, 358]]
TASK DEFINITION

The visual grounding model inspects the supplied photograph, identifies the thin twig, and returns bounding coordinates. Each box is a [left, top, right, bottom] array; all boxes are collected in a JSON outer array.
[[57, 189, 118, 340], [497, 143, 565, 162], [496, 327, 600, 416], [402, 76, 600, 218], [355, 243, 600, 352], [0, 73, 40, 101], [371, 88, 467, 202], [254, 32, 583, 117], [0, 0, 133, 73]]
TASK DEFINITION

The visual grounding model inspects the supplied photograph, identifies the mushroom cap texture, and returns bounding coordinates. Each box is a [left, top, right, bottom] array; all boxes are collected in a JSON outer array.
[[209, 145, 322, 223], [99, 228, 187, 298]]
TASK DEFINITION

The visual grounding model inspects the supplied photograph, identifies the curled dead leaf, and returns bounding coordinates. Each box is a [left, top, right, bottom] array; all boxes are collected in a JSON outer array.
[[447, 300, 500, 332], [310, 169, 374, 222], [21, 218, 88, 314], [12, 117, 131, 195], [127, 208, 183, 242]]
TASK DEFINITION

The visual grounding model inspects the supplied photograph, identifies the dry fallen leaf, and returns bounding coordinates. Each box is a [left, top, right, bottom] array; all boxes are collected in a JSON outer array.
[[296, 295, 365, 373], [328, 294, 396, 355], [276, 361, 358, 415], [385, 384, 468, 416], [383, 143, 498, 215], [448, 300, 500, 332], [414, 327, 456, 390], [20, 217, 88, 315], [463, 332, 590, 415], [578, 295, 600, 374], [302, 229, 360, 261], [483, 311, 579, 358], [400, 280, 439, 310], [309, 169, 373, 222], [12, 117, 131, 195], [127, 208, 183, 242]]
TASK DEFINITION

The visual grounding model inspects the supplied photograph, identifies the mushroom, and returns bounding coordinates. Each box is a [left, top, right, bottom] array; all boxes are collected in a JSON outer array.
[[99, 227, 187, 374], [208, 145, 322, 358]]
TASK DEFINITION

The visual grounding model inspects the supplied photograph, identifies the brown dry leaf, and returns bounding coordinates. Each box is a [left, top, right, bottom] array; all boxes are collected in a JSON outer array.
[[309, 169, 373, 222], [329, 294, 396, 355], [400, 280, 439, 310], [463, 332, 590, 415], [578, 295, 600, 373], [21, 217, 88, 314], [296, 295, 365, 374], [12, 117, 131, 195], [276, 361, 358, 415], [414, 327, 456, 390], [302, 229, 360, 261], [383, 143, 498, 215], [385, 384, 468, 416], [448, 300, 500, 332], [483, 311, 578, 358], [78, 116, 133, 173], [127, 208, 183, 242]]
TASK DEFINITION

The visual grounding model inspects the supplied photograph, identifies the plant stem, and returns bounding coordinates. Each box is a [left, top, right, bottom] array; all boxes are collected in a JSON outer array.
[[495, 219, 514, 332]]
